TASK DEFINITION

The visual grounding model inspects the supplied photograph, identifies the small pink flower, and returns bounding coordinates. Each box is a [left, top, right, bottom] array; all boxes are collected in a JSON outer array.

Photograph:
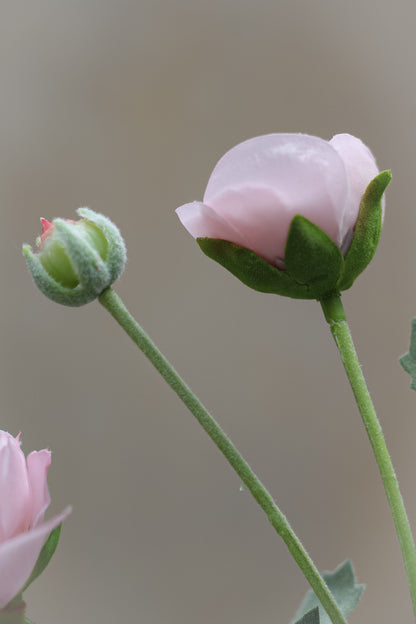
[[176, 133, 382, 267], [0, 431, 70, 608]]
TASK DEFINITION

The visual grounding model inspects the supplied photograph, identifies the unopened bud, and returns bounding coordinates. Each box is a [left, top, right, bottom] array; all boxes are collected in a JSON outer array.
[[23, 208, 126, 306]]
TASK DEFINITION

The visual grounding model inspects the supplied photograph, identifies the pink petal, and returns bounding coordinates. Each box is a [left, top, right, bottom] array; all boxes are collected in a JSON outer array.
[[330, 133, 382, 233], [0, 434, 31, 542], [26, 450, 51, 529], [203, 134, 350, 260], [176, 202, 249, 248], [38, 219, 55, 250], [40, 218, 53, 236], [0, 507, 71, 608]]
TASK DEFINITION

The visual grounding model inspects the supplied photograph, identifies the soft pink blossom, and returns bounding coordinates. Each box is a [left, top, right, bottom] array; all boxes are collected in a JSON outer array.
[[0, 431, 70, 608], [176, 133, 381, 267]]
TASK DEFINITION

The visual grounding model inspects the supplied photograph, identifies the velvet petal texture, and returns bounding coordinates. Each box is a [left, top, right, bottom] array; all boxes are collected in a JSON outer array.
[[0, 507, 71, 608], [176, 133, 381, 267], [26, 450, 52, 529], [0, 432, 70, 608], [329, 133, 383, 237]]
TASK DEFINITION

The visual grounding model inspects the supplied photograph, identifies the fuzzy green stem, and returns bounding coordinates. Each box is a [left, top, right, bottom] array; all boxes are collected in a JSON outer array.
[[321, 293, 416, 621], [98, 286, 347, 624]]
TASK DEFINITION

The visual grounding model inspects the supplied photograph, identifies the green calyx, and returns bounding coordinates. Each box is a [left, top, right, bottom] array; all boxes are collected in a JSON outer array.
[[23, 208, 127, 306], [197, 170, 391, 301]]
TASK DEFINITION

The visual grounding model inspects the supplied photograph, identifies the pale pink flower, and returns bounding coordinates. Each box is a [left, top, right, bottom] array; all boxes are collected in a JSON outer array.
[[0, 431, 70, 608], [176, 133, 381, 267]]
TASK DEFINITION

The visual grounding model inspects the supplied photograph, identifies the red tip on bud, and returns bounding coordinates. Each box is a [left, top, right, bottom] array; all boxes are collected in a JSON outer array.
[[39, 219, 54, 249], [40, 218, 53, 234]]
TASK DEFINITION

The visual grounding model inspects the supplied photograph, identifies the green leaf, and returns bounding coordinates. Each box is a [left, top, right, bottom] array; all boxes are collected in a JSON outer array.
[[20, 525, 62, 594], [338, 170, 391, 291], [285, 216, 344, 299], [197, 238, 314, 299], [399, 317, 416, 391], [294, 607, 320, 624], [292, 560, 364, 624]]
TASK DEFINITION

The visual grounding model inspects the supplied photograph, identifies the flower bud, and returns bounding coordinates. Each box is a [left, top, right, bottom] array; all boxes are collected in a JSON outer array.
[[23, 208, 126, 306], [176, 133, 390, 300]]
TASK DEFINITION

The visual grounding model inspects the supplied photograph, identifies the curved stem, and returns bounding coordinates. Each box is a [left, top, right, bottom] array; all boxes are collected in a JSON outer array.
[[99, 286, 347, 624], [321, 293, 416, 621]]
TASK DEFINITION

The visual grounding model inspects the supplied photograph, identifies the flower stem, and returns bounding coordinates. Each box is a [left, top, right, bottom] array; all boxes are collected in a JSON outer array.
[[98, 286, 347, 624], [320, 293, 416, 621]]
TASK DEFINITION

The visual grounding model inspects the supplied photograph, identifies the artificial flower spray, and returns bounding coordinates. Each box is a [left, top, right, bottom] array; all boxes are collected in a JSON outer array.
[[22, 132, 415, 624]]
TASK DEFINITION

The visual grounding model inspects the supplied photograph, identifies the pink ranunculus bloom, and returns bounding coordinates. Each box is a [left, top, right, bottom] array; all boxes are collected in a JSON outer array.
[[176, 133, 382, 268], [0, 431, 70, 608]]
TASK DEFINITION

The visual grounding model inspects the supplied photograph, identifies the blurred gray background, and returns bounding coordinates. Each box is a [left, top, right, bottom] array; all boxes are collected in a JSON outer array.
[[1, 1, 415, 622]]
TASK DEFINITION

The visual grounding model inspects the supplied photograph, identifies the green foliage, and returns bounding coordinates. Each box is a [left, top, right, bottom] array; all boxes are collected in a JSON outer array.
[[400, 318, 416, 390], [294, 607, 320, 624], [292, 560, 364, 624], [20, 526, 62, 594]]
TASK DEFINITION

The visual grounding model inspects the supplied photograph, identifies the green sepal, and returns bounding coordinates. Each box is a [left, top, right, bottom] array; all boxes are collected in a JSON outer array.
[[53, 218, 111, 294], [285, 215, 344, 299], [197, 238, 313, 299], [20, 525, 62, 594], [399, 317, 416, 391], [22, 246, 91, 307], [78, 208, 127, 283], [338, 170, 391, 290], [293, 607, 320, 624], [292, 560, 364, 624], [198, 227, 343, 300]]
